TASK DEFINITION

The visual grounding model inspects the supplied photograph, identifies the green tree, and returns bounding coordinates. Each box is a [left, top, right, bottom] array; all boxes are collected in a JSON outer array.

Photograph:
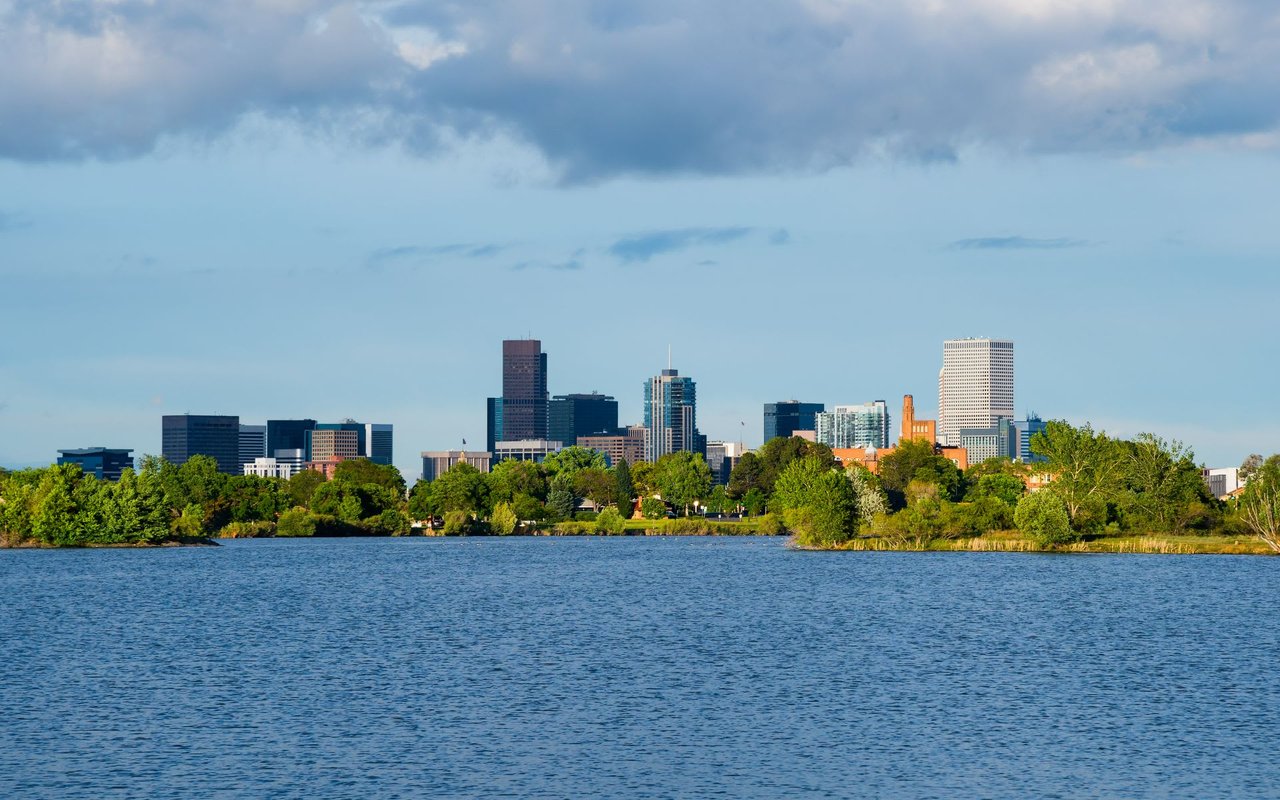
[[287, 469, 327, 508], [574, 467, 618, 510], [630, 461, 657, 497], [1238, 454, 1280, 552], [1014, 490, 1074, 546], [1031, 421, 1123, 528], [654, 451, 713, 516], [542, 446, 607, 482], [968, 473, 1026, 507], [407, 479, 438, 519], [727, 452, 765, 499], [487, 459, 548, 504], [878, 439, 962, 509], [332, 459, 406, 495], [431, 462, 490, 515], [704, 485, 731, 515], [546, 486, 577, 520], [754, 437, 836, 496], [1120, 433, 1216, 533], [490, 502, 519, 535], [640, 497, 667, 520], [846, 466, 889, 525], [742, 488, 767, 517], [614, 459, 635, 511], [771, 456, 858, 547]]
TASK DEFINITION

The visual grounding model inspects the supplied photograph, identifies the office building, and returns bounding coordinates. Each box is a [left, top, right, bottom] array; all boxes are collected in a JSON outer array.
[[1015, 416, 1048, 463], [486, 397, 503, 452], [421, 451, 493, 482], [308, 429, 360, 462], [763, 401, 825, 442], [162, 414, 240, 474], [57, 448, 133, 481], [238, 424, 266, 473], [502, 339, 548, 441], [705, 441, 749, 485], [494, 439, 563, 464], [938, 338, 1014, 447], [273, 448, 306, 475], [644, 368, 703, 462], [305, 420, 393, 465], [814, 401, 890, 449], [549, 393, 619, 448], [243, 458, 296, 479], [959, 418, 1018, 465], [578, 426, 647, 467], [266, 419, 317, 458]]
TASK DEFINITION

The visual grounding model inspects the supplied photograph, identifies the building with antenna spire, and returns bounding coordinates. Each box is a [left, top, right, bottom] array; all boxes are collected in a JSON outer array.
[[643, 365, 704, 462]]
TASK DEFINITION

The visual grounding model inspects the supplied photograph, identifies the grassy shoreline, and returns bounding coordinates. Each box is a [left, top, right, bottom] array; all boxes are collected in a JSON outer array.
[[814, 530, 1277, 555]]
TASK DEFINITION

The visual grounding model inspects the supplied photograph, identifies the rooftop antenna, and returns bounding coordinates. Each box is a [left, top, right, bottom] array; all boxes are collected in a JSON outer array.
[[667, 344, 672, 370]]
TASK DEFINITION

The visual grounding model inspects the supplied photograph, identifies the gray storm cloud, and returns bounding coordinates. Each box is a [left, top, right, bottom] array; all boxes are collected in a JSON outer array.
[[2, 0, 1278, 177]]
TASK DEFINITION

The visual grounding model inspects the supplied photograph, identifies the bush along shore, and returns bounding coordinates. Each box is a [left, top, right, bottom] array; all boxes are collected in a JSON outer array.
[[3, 427, 1278, 554]]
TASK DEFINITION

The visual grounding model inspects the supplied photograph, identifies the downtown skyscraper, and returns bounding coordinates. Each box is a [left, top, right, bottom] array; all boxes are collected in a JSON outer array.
[[501, 339, 548, 442], [643, 367, 704, 462], [937, 338, 1015, 451]]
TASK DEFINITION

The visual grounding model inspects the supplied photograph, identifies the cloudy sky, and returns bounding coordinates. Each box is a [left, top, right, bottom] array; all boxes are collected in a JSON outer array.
[[2, 0, 1279, 478]]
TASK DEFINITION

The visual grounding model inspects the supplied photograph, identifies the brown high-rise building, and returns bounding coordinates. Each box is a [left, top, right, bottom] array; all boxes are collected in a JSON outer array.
[[501, 339, 548, 441]]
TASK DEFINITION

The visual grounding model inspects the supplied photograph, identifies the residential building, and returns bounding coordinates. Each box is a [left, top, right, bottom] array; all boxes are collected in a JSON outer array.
[[486, 397, 503, 452], [644, 368, 703, 462], [494, 439, 563, 464], [502, 339, 548, 441], [162, 414, 240, 474], [550, 393, 619, 447], [57, 448, 133, 481], [266, 419, 317, 458], [938, 338, 1014, 448], [421, 451, 493, 482], [1203, 468, 1241, 499], [238, 424, 266, 473], [243, 458, 296, 479], [1015, 415, 1048, 463], [763, 401, 825, 442], [814, 401, 890, 449], [578, 425, 647, 467]]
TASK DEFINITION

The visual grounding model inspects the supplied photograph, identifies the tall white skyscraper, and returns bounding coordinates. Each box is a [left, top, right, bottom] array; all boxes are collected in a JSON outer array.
[[938, 338, 1014, 448]]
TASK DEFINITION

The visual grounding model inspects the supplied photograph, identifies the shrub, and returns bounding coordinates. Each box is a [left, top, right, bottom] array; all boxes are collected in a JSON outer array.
[[1015, 491, 1075, 547], [640, 497, 667, 520], [757, 513, 785, 535], [490, 502, 519, 535], [594, 507, 626, 535], [217, 521, 275, 539], [442, 511, 472, 535], [276, 508, 316, 538]]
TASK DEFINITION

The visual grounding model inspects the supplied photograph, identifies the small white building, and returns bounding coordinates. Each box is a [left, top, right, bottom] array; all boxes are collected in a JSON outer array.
[[1203, 467, 1241, 499], [244, 457, 296, 479]]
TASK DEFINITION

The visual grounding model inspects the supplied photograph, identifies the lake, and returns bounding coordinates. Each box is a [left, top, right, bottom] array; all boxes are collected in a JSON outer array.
[[1, 537, 1277, 798]]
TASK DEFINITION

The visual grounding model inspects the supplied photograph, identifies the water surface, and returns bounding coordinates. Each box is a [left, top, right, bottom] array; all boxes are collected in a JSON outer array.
[[2, 537, 1277, 798]]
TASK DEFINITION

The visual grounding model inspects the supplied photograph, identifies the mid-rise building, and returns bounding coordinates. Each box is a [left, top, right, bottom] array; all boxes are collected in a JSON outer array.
[[305, 420, 393, 465], [763, 401, 825, 443], [938, 338, 1014, 448], [243, 458, 296, 479], [308, 429, 360, 462], [494, 439, 563, 464], [814, 401, 890, 449], [486, 397, 503, 452], [266, 419, 317, 457], [57, 448, 133, 481], [273, 448, 306, 475], [1015, 415, 1048, 463], [162, 414, 240, 474], [550, 393, 619, 447], [238, 424, 266, 473], [959, 418, 1018, 465], [502, 339, 548, 441], [579, 425, 647, 467], [705, 441, 749, 485], [421, 451, 492, 482], [644, 368, 703, 462]]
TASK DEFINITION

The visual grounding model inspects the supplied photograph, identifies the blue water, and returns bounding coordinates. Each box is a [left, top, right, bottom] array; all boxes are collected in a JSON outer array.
[[1, 537, 1277, 799]]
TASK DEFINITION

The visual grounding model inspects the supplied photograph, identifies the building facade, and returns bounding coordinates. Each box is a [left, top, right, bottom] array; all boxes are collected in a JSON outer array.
[[421, 451, 493, 482], [266, 419, 317, 459], [1015, 416, 1048, 463], [243, 457, 296, 479], [644, 368, 703, 462], [549, 393, 619, 448], [493, 439, 563, 464], [502, 339, 549, 441], [578, 425, 647, 467], [162, 414, 240, 474], [938, 338, 1014, 448], [814, 401, 890, 449], [763, 401, 825, 443], [57, 448, 134, 481], [959, 418, 1018, 465], [308, 429, 361, 462], [705, 441, 749, 485], [238, 424, 266, 474], [900, 394, 937, 444], [486, 397, 503, 452]]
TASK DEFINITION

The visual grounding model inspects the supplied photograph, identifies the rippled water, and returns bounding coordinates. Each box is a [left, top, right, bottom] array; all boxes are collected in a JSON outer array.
[[1, 537, 1277, 798]]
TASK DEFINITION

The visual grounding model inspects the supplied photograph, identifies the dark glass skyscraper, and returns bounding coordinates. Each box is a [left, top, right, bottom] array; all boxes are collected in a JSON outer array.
[[266, 419, 317, 457], [549, 393, 619, 447], [486, 397, 503, 452], [162, 414, 240, 474], [57, 448, 134, 481], [644, 368, 702, 462], [763, 401, 825, 442], [501, 339, 548, 441]]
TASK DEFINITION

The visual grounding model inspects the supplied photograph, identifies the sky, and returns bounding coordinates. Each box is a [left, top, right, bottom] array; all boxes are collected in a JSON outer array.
[[2, 0, 1279, 479]]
